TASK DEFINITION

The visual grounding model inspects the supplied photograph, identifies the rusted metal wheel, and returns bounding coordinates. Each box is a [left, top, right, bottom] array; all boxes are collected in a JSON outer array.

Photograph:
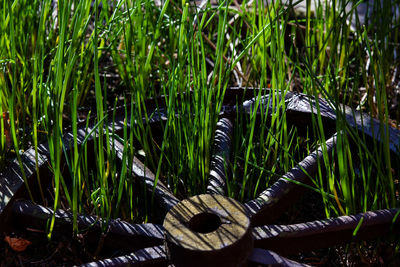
[[1, 88, 399, 266]]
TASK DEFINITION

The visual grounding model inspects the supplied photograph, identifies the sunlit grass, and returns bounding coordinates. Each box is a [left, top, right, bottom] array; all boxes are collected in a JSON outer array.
[[0, 0, 399, 244]]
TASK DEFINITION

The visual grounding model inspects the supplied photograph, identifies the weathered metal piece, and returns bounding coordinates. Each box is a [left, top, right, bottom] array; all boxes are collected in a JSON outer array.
[[163, 194, 253, 267], [253, 208, 400, 255], [247, 248, 309, 266], [1, 88, 400, 266], [242, 91, 400, 155], [245, 134, 337, 226], [112, 138, 179, 218], [0, 143, 49, 220], [11, 200, 164, 252], [80, 246, 167, 267], [0, 98, 165, 223], [207, 118, 234, 195], [0, 109, 128, 228]]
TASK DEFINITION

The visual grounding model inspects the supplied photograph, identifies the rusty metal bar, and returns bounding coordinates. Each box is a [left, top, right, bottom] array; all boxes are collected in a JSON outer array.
[[112, 139, 179, 217], [239, 90, 400, 155], [79, 246, 167, 267], [247, 248, 308, 266], [245, 134, 337, 226], [253, 209, 400, 255], [207, 118, 234, 195], [11, 200, 164, 252]]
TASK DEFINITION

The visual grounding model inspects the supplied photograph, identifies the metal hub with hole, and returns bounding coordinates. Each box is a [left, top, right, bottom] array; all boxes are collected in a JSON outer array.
[[163, 194, 253, 267], [0, 88, 399, 266]]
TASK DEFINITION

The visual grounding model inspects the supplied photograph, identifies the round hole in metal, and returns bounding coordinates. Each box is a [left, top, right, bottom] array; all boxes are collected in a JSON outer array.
[[188, 212, 221, 233]]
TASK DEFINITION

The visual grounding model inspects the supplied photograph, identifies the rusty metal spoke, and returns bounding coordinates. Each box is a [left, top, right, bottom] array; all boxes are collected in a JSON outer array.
[[247, 248, 308, 266], [207, 117, 234, 195], [245, 134, 337, 226], [2, 88, 400, 266], [80, 246, 167, 267], [252, 209, 400, 255], [112, 139, 179, 217], [11, 200, 164, 252]]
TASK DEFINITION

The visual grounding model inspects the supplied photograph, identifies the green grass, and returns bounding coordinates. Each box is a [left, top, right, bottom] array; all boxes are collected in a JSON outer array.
[[1, 0, 400, 253]]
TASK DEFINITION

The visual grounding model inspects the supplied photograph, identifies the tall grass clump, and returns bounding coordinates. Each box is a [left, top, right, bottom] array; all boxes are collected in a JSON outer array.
[[0, 1, 399, 255], [290, 0, 400, 218]]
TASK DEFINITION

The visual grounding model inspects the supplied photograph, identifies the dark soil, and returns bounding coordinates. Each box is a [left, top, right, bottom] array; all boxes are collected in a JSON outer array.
[[1, 231, 90, 266], [1, 224, 136, 266]]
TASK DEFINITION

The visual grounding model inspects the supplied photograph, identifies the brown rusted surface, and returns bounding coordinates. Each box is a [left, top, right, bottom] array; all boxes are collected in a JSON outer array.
[[163, 194, 253, 267], [253, 209, 400, 255], [80, 246, 167, 267], [207, 118, 234, 195], [11, 200, 164, 252], [245, 134, 337, 226]]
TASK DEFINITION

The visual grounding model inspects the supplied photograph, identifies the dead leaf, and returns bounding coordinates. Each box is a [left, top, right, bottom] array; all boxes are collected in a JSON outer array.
[[4, 236, 32, 252]]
